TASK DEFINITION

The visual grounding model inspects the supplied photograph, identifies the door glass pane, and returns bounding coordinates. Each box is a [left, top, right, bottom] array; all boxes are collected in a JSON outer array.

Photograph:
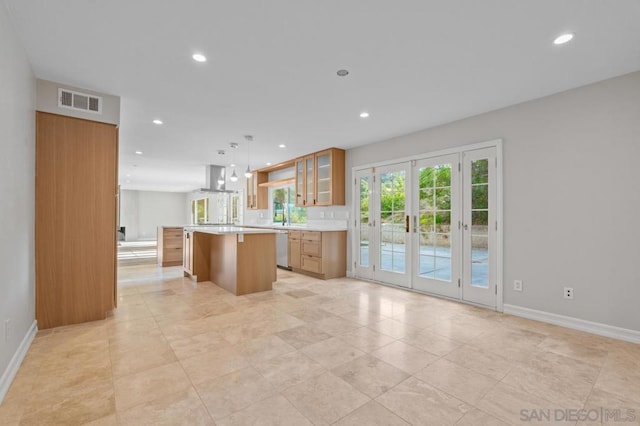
[[470, 159, 489, 287], [296, 161, 304, 205], [317, 153, 331, 203], [418, 164, 452, 281], [359, 176, 369, 267], [306, 157, 314, 205], [380, 170, 406, 273]]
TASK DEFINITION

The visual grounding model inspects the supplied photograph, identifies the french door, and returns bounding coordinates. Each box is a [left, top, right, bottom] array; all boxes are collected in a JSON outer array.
[[412, 155, 460, 298], [353, 145, 499, 308]]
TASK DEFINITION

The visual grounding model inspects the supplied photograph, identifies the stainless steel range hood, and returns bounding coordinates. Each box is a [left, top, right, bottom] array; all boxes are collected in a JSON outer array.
[[200, 165, 236, 193]]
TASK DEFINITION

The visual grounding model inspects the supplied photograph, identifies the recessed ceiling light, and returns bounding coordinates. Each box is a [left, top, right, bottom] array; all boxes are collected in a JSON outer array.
[[230, 163, 236, 167], [192, 53, 207, 62], [126, 174, 131, 177], [278, 144, 286, 148], [135, 151, 143, 155], [360, 112, 370, 118], [266, 162, 272, 166], [337, 69, 349, 77], [152, 119, 163, 125], [553, 33, 574, 45]]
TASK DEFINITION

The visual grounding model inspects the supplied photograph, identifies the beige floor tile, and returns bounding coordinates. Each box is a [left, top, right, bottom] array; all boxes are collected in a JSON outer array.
[[400, 328, 462, 356], [180, 345, 249, 385], [235, 334, 296, 364], [168, 330, 231, 360], [20, 378, 115, 425], [113, 362, 192, 411], [276, 323, 332, 349], [119, 386, 213, 425], [444, 344, 514, 380], [455, 408, 510, 426], [337, 327, 396, 352], [502, 363, 594, 408], [537, 335, 609, 367], [368, 318, 422, 339], [376, 376, 470, 425], [337, 308, 391, 326], [312, 315, 362, 336], [195, 367, 276, 420], [332, 354, 410, 398], [288, 306, 335, 322], [300, 336, 365, 369], [80, 413, 118, 425], [282, 372, 369, 425], [414, 358, 498, 405], [216, 394, 312, 426], [334, 400, 410, 425], [370, 340, 439, 374], [578, 388, 640, 425], [108, 329, 167, 355], [253, 350, 325, 389], [110, 339, 177, 377], [477, 381, 563, 425]]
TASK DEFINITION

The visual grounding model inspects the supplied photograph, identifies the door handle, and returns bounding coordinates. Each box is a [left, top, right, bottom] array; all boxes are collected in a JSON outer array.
[[464, 223, 468, 230], [413, 215, 417, 233], [405, 215, 410, 233]]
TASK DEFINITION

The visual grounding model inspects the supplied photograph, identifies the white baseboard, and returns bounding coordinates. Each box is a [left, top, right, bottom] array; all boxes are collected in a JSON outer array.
[[0, 320, 37, 404], [503, 304, 640, 344]]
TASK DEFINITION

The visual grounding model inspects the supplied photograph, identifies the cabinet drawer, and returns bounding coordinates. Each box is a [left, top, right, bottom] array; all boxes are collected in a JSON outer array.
[[301, 231, 321, 242], [301, 255, 322, 274], [289, 230, 301, 240], [163, 238, 183, 249], [163, 247, 182, 261], [301, 240, 321, 257], [163, 228, 183, 238]]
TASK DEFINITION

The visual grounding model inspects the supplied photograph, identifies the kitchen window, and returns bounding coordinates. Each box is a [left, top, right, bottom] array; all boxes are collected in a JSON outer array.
[[191, 198, 209, 224], [272, 185, 306, 225]]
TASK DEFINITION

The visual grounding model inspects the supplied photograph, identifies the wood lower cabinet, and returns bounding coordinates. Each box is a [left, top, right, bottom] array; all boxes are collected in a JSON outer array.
[[157, 227, 183, 266], [36, 112, 118, 329], [289, 230, 346, 279], [288, 231, 301, 269]]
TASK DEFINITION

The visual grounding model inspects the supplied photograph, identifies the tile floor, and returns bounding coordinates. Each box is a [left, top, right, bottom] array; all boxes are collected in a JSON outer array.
[[1, 265, 639, 425]]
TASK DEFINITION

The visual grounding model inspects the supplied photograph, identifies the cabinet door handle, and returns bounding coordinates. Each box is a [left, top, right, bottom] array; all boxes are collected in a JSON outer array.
[[405, 215, 410, 233]]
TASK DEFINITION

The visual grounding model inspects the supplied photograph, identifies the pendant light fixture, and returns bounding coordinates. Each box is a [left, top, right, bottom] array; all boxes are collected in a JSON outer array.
[[229, 142, 239, 182], [217, 150, 225, 185], [244, 135, 253, 178]]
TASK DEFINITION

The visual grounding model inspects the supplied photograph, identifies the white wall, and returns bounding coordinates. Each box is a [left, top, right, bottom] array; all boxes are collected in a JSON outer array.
[[120, 190, 189, 241], [36, 79, 120, 125], [347, 71, 640, 332], [0, 2, 36, 400]]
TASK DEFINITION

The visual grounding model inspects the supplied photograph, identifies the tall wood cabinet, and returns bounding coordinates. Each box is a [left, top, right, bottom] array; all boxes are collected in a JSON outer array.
[[295, 148, 345, 206], [35, 112, 118, 329]]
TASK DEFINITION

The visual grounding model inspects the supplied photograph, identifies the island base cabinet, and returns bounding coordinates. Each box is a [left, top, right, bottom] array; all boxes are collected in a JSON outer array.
[[288, 231, 301, 269], [185, 231, 276, 295]]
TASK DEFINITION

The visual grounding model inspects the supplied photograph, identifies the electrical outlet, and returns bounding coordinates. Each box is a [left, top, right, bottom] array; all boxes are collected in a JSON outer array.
[[329, 211, 335, 219], [564, 287, 574, 300], [4, 319, 10, 343], [513, 280, 523, 292], [319, 211, 325, 218]]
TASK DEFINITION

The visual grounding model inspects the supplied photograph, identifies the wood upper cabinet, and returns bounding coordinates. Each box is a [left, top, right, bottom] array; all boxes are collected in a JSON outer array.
[[246, 171, 268, 210], [36, 112, 118, 329], [295, 148, 345, 207]]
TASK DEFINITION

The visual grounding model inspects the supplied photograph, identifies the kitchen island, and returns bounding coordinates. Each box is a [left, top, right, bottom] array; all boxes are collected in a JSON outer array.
[[183, 226, 279, 295]]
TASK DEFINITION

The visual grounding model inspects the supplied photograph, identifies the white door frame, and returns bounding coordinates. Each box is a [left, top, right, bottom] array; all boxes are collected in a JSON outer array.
[[351, 139, 503, 312]]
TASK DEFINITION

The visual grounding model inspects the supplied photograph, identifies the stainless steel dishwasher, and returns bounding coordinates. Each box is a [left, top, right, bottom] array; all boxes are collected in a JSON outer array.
[[276, 230, 290, 269]]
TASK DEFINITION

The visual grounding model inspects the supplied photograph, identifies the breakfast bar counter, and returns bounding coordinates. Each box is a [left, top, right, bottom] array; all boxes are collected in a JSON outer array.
[[183, 226, 279, 295]]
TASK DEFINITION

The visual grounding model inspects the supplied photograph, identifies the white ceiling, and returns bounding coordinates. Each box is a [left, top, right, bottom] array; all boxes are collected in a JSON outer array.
[[5, 0, 640, 192]]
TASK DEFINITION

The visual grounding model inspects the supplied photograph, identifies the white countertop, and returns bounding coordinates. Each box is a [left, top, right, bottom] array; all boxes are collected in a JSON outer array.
[[184, 226, 281, 235], [246, 224, 348, 232]]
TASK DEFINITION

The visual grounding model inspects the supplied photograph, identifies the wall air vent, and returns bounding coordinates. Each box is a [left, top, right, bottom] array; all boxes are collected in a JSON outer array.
[[58, 88, 102, 114]]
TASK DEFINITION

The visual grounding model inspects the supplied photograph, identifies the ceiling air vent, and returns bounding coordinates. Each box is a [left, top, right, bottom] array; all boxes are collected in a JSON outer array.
[[58, 88, 102, 114]]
